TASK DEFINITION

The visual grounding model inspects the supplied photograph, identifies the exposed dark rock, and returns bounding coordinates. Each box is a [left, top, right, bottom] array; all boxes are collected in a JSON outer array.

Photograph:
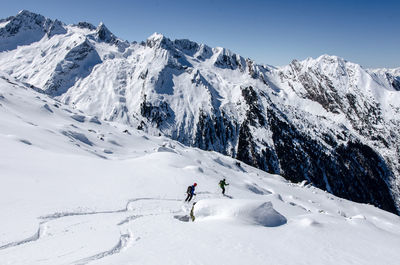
[[46, 19, 67, 37], [173, 39, 199, 56], [96, 23, 115, 43], [75, 22, 96, 30], [241, 86, 265, 126], [193, 109, 237, 154], [392, 77, 400, 91], [334, 141, 397, 213], [265, 108, 397, 213], [214, 49, 244, 70], [140, 94, 175, 128]]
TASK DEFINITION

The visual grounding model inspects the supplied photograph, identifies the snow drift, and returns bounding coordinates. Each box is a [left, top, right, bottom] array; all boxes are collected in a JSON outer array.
[[194, 199, 287, 227]]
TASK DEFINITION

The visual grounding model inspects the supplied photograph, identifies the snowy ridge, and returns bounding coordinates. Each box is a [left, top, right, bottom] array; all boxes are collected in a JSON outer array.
[[0, 10, 66, 51], [1, 75, 400, 265], [368, 67, 400, 91], [0, 10, 399, 215]]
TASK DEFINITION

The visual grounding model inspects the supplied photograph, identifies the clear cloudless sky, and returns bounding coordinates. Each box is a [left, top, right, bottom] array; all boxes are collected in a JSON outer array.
[[1, 0, 399, 68]]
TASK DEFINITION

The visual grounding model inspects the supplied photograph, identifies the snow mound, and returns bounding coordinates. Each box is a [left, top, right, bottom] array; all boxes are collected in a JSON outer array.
[[41, 104, 53, 113], [89, 116, 101, 124], [183, 165, 204, 173], [296, 217, 321, 227], [19, 139, 32, 145], [61, 130, 93, 146], [194, 199, 287, 227], [156, 146, 176, 153], [71, 114, 86, 122], [245, 183, 272, 195]]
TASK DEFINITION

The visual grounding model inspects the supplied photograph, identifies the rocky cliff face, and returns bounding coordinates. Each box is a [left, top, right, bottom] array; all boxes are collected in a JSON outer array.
[[1, 11, 399, 214]]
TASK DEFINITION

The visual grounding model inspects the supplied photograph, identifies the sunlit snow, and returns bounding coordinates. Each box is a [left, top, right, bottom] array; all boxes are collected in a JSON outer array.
[[1, 72, 400, 265]]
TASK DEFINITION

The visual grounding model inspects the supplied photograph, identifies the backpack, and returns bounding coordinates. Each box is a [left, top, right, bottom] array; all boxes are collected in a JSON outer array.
[[187, 186, 192, 194]]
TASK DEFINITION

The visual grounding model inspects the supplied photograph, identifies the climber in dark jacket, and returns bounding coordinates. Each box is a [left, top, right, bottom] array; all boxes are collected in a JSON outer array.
[[185, 183, 197, 202]]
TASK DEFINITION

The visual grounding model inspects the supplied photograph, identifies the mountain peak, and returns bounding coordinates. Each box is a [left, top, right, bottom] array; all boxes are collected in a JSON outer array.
[[16, 9, 41, 17], [0, 10, 51, 49], [290, 54, 349, 73], [316, 54, 346, 64], [8, 9, 46, 27], [95, 22, 115, 43], [146, 32, 173, 48], [97, 21, 106, 28], [147, 32, 165, 41]]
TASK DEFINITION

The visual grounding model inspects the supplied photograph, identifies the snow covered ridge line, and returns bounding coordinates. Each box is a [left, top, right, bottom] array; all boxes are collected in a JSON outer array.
[[0, 10, 400, 215]]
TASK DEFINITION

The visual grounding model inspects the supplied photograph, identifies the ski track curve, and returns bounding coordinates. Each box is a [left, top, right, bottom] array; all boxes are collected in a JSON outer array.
[[117, 215, 144, 226], [0, 222, 47, 250], [73, 231, 134, 265], [39, 197, 181, 221], [0, 197, 181, 255]]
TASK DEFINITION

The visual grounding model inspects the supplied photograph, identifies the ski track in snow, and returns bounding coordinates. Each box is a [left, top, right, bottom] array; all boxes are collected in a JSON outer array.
[[117, 215, 144, 226], [73, 232, 134, 265], [0, 190, 315, 258], [0, 222, 47, 250], [39, 197, 180, 220], [0, 197, 182, 255]]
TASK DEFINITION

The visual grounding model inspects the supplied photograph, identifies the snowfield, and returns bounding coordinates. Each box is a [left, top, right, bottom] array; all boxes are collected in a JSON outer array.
[[1, 74, 400, 265], [1, 10, 400, 216]]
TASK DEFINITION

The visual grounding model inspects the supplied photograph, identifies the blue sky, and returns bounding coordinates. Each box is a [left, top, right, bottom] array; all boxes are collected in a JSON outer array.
[[1, 0, 399, 68]]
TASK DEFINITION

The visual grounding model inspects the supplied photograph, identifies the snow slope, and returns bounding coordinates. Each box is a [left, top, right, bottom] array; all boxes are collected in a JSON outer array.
[[0, 10, 399, 214], [1, 73, 400, 265]]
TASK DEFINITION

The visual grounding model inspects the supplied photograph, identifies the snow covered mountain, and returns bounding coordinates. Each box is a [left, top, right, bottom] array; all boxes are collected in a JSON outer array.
[[1, 10, 399, 215], [1, 67, 400, 265]]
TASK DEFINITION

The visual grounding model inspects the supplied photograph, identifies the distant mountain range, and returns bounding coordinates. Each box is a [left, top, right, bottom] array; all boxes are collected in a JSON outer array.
[[1, 10, 399, 214]]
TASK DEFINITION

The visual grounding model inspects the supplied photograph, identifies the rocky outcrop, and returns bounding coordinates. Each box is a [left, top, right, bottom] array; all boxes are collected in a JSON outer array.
[[0, 10, 67, 52], [45, 39, 101, 96], [140, 94, 175, 129]]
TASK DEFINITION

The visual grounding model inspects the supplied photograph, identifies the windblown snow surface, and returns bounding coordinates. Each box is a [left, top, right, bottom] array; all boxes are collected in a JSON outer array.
[[1, 74, 400, 265]]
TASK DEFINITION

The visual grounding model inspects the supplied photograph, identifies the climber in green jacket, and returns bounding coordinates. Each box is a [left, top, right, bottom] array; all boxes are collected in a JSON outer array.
[[219, 178, 229, 195]]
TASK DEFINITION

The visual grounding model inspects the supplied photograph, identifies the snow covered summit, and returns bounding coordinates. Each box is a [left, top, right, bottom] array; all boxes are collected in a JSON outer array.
[[0, 10, 400, 215]]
